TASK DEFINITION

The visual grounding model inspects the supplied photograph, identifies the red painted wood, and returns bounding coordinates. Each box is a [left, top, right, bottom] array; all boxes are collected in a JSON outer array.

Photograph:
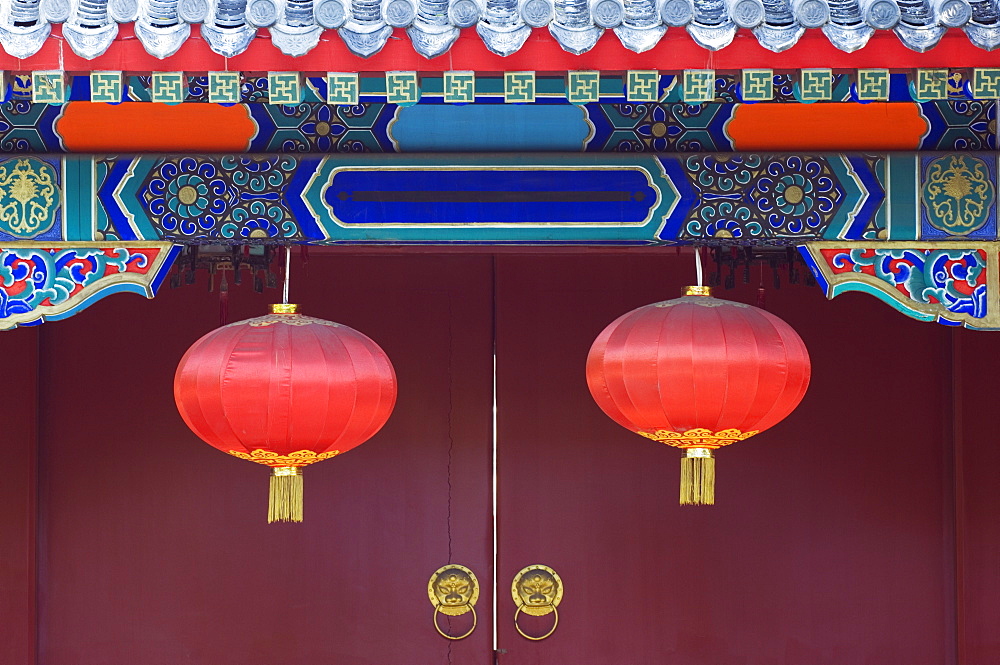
[[36, 255, 494, 664], [0, 327, 38, 665], [727, 103, 930, 151], [953, 328, 1000, 663], [56, 103, 255, 152], [10, 26, 1000, 72], [17, 248, 1000, 664], [495, 254, 955, 664]]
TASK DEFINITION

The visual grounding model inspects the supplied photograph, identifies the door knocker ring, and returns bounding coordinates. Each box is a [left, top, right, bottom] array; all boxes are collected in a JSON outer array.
[[428, 564, 480, 640], [511, 564, 563, 641]]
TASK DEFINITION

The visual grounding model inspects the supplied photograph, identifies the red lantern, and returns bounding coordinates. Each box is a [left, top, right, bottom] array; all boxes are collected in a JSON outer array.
[[586, 286, 810, 505], [174, 304, 397, 522]]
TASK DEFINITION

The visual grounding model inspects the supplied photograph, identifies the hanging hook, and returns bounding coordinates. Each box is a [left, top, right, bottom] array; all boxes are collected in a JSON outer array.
[[282, 245, 291, 305], [694, 246, 703, 288]]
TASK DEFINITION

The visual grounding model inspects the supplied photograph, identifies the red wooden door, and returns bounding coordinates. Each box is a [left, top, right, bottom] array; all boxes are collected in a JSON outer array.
[[5, 250, 999, 664], [494, 253, 967, 664], [31, 254, 496, 665]]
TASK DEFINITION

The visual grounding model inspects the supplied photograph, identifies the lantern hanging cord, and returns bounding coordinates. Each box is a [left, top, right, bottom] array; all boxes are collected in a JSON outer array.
[[695, 246, 703, 287], [282, 245, 290, 305]]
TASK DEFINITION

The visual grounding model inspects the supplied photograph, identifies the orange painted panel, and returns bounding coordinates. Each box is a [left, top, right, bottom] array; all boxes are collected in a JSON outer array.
[[728, 103, 928, 151], [57, 103, 255, 152]]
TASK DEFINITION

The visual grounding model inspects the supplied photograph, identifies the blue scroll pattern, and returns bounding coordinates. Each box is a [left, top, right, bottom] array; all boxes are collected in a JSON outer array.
[[139, 156, 302, 240], [682, 154, 843, 240]]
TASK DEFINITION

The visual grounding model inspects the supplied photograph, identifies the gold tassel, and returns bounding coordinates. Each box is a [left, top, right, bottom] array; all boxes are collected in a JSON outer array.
[[680, 448, 715, 506], [269, 466, 303, 523]]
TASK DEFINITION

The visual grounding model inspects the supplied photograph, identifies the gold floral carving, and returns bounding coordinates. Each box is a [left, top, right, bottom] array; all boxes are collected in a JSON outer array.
[[238, 313, 342, 328], [923, 155, 994, 235], [0, 158, 58, 238], [227, 448, 341, 467], [653, 298, 750, 309], [638, 428, 758, 449]]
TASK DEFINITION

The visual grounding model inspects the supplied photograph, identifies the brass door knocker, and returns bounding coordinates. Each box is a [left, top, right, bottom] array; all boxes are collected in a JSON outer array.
[[511, 565, 563, 641], [428, 564, 479, 640]]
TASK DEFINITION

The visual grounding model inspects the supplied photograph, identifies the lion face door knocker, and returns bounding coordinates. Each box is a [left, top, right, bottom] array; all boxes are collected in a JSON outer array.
[[511, 564, 563, 641], [428, 564, 480, 640]]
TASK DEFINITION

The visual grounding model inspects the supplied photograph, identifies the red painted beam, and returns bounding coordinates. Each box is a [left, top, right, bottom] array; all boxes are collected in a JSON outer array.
[[9, 24, 1000, 73]]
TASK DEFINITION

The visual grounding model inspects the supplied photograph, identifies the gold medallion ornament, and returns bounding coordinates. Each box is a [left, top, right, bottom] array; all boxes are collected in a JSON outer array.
[[511, 565, 563, 641], [922, 154, 994, 236], [428, 564, 479, 640], [0, 158, 59, 238]]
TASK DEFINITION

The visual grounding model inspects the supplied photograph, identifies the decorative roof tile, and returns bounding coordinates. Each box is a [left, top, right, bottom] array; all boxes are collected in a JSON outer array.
[[1, 0, 998, 60]]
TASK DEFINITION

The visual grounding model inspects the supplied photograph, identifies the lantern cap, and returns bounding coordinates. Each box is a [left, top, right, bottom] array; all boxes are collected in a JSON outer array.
[[683, 285, 712, 297], [270, 303, 299, 314]]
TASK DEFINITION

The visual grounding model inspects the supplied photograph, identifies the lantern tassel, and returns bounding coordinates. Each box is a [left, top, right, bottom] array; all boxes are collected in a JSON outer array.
[[680, 448, 715, 506], [269, 467, 303, 523]]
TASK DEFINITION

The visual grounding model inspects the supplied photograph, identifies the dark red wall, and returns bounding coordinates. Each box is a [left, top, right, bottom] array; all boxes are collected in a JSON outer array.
[[0, 252, 996, 663], [495, 254, 965, 665], [955, 328, 1000, 662], [33, 255, 495, 665], [0, 327, 38, 665]]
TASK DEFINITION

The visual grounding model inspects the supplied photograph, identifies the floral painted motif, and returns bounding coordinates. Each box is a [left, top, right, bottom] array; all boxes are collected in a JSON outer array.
[[753, 156, 838, 234], [236, 218, 280, 239], [300, 105, 347, 152], [682, 154, 843, 240], [167, 173, 211, 218], [144, 158, 227, 236], [140, 156, 302, 240], [599, 102, 734, 152], [634, 103, 673, 151], [248, 102, 392, 153], [703, 217, 763, 239], [694, 154, 762, 191]]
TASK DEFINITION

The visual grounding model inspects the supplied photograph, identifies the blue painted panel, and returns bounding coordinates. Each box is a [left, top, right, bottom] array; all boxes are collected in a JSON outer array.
[[389, 105, 591, 151], [99, 159, 140, 241], [323, 167, 657, 226], [848, 156, 885, 239]]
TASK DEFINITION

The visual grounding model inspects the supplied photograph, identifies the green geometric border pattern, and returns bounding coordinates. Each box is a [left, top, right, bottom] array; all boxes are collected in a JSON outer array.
[[19, 70, 1000, 105]]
